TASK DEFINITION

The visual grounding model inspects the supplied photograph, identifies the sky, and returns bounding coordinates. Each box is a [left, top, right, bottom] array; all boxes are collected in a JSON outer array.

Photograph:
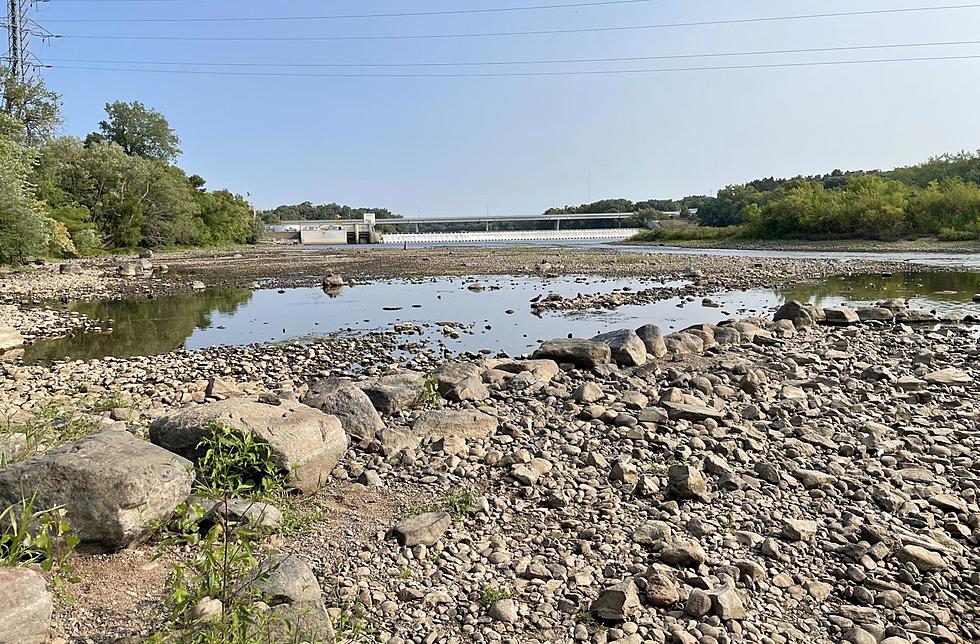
[[23, 0, 980, 214]]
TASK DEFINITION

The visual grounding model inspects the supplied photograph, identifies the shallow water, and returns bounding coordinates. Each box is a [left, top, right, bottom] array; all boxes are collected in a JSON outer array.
[[24, 271, 980, 363]]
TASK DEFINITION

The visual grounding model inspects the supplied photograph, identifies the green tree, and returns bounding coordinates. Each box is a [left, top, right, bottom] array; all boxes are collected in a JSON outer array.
[[0, 115, 48, 265], [97, 101, 182, 162], [697, 185, 761, 227], [0, 67, 62, 147]]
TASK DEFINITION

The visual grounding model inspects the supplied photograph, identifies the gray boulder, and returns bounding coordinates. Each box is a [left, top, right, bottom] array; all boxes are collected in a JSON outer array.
[[823, 306, 860, 326], [149, 399, 348, 494], [390, 511, 452, 546], [0, 568, 52, 644], [774, 300, 823, 329], [413, 410, 498, 439], [532, 338, 611, 369], [856, 307, 894, 322], [258, 555, 323, 605], [635, 324, 668, 358], [895, 309, 938, 324], [0, 325, 24, 351], [432, 362, 489, 402], [591, 329, 647, 366], [358, 371, 426, 414], [0, 431, 194, 549], [301, 378, 384, 441], [664, 333, 703, 356], [591, 580, 640, 621]]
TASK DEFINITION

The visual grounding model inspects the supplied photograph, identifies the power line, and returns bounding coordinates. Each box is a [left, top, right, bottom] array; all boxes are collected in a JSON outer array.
[[52, 4, 980, 41], [44, 54, 980, 78], [39, 39, 980, 69], [38, 0, 662, 22]]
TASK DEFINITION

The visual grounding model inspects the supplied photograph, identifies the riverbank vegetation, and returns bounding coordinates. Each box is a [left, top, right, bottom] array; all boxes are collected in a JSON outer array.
[[631, 152, 980, 244], [0, 69, 259, 266]]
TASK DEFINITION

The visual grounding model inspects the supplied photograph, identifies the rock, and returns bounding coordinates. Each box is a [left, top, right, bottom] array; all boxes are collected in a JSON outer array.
[[667, 464, 708, 500], [432, 362, 489, 402], [413, 409, 498, 439], [378, 427, 419, 455], [660, 537, 707, 567], [190, 597, 223, 624], [268, 602, 336, 643], [205, 376, 242, 399], [661, 401, 724, 422], [59, 263, 83, 274], [856, 307, 894, 322], [710, 584, 747, 620], [390, 511, 452, 546], [149, 399, 348, 494], [191, 280, 206, 290], [301, 378, 385, 441], [823, 306, 860, 325], [257, 555, 323, 605], [358, 371, 426, 414], [532, 338, 612, 369], [774, 300, 822, 328], [664, 332, 703, 356], [636, 324, 668, 358], [896, 545, 946, 572], [0, 325, 24, 351], [644, 566, 680, 607], [895, 309, 938, 323], [198, 497, 282, 530], [923, 368, 971, 386], [685, 588, 712, 618], [488, 598, 519, 623], [573, 382, 604, 403], [591, 329, 648, 367], [0, 568, 52, 644], [782, 518, 817, 542], [117, 262, 141, 277], [322, 274, 344, 287], [483, 358, 559, 382], [0, 431, 194, 549], [591, 580, 640, 621]]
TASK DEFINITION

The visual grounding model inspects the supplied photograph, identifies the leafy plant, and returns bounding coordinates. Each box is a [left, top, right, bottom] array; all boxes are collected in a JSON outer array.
[[0, 400, 99, 466], [421, 486, 478, 523], [0, 494, 80, 590], [479, 584, 515, 606], [416, 376, 442, 409], [197, 421, 289, 498], [397, 567, 413, 580]]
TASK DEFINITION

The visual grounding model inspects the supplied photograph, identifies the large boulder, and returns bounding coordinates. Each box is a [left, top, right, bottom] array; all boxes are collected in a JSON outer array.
[[635, 324, 668, 359], [483, 358, 560, 383], [301, 378, 384, 441], [432, 362, 489, 402], [822, 306, 860, 326], [0, 325, 24, 351], [532, 338, 611, 369], [591, 329, 647, 367], [664, 333, 703, 356], [413, 410, 498, 439], [0, 431, 194, 549], [357, 371, 427, 414], [773, 300, 823, 329], [149, 399, 348, 494], [0, 568, 52, 644]]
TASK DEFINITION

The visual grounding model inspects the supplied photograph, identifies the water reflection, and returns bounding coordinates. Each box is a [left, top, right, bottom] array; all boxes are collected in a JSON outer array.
[[24, 289, 254, 363], [22, 272, 979, 363]]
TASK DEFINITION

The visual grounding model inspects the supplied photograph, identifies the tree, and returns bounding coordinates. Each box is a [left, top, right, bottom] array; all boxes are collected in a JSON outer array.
[[697, 185, 761, 227], [0, 115, 48, 264], [0, 67, 62, 147], [97, 101, 181, 162]]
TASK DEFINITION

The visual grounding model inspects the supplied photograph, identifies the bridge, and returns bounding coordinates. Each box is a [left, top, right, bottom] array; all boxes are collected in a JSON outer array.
[[266, 212, 649, 244]]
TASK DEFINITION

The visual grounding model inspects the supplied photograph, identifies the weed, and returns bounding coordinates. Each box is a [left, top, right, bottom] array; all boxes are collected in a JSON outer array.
[[479, 584, 514, 606], [0, 400, 99, 465], [397, 567, 413, 580], [0, 494, 80, 591], [334, 606, 374, 642], [89, 391, 129, 414], [197, 421, 289, 498], [416, 376, 442, 409], [421, 486, 478, 523]]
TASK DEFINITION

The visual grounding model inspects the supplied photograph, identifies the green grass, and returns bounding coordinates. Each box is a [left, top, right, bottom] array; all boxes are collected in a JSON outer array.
[[629, 225, 744, 243], [420, 486, 479, 523], [479, 585, 515, 606], [1, 400, 101, 465]]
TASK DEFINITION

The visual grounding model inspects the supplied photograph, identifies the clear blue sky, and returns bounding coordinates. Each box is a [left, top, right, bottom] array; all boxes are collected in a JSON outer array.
[[29, 0, 980, 214]]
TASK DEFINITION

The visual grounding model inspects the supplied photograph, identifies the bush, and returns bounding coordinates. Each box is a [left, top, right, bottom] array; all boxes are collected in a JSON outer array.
[[0, 494, 79, 591]]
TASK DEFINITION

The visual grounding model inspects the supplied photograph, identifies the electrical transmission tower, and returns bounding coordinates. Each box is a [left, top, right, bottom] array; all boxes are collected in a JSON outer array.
[[5, 0, 56, 82]]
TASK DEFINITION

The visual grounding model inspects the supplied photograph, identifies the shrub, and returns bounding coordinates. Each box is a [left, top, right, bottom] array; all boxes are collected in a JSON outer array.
[[0, 494, 79, 591]]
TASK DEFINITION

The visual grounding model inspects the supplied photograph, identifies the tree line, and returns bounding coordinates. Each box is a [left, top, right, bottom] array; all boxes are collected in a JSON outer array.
[[0, 69, 260, 265]]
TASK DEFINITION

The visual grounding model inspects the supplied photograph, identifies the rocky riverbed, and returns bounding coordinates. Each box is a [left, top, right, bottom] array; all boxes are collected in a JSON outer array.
[[0, 249, 978, 644]]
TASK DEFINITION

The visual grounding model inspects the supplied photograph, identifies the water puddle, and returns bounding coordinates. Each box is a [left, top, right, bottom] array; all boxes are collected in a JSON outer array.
[[23, 272, 980, 363]]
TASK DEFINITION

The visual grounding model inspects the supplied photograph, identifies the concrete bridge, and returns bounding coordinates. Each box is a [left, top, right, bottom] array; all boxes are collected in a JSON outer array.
[[266, 212, 650, 244], [381, 229, 642, 244]]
